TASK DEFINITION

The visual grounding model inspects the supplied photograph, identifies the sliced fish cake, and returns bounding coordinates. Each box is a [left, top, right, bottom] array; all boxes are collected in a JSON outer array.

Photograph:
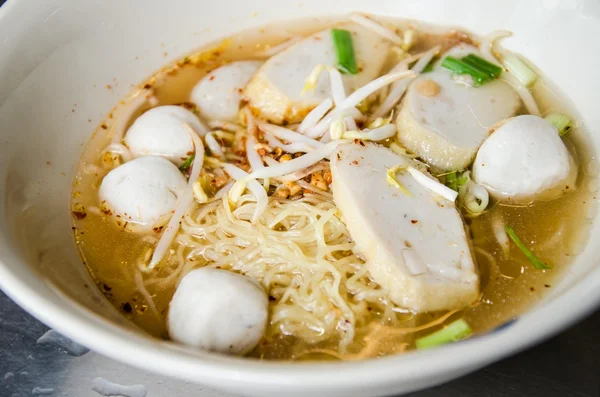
[[396, 44, 521, 172], [245, 23, 389, 124], [330, 142, 479, 312]]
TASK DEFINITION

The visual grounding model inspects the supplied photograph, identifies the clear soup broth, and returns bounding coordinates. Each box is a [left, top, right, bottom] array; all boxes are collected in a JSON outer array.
[[70, 15, 596, 360]]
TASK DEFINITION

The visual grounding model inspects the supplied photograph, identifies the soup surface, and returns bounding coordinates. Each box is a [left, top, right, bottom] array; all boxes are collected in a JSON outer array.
[[70, 15, 596, 360]]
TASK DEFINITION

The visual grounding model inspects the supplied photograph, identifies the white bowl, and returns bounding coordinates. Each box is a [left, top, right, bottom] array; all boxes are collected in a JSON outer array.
[[1, 1, 599, 396]]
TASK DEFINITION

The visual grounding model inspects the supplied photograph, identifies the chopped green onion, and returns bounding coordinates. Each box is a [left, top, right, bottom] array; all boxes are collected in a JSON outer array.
[[502, 53, 538, 88], [441, 53, 505, 86], [457, 175, 469, 188], [331, 28, 358, 75], [461, 54, 503, 79], [441, 56, 491, 86], [545, 113, 573, 136], [463, 184, 489, 214], [179, 154, 195, 171], [416, 319, 472, 350], [444, 171, 468, 192], [445, 172, 458, 190], [504, 226, 551, 270]]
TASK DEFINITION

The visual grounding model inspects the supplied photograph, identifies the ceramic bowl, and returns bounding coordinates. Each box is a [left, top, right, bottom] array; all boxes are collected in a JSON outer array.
[[1, 0, 599, 396]]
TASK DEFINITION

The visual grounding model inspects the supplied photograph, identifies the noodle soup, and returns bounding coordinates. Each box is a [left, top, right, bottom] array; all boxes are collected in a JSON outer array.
[[70, 14, 595, 360]]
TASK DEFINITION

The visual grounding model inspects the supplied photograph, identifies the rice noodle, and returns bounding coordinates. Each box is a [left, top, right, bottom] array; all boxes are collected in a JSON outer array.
[[154, 190, 405, 350], [214, 181, 234, 199], [373, 309, 459, 336], [133, 270, 160, 318], [298, 98, 333, 134], [371, 46, 440, 120], [349, 14, 402, 45], [149, 125, 205, 269]]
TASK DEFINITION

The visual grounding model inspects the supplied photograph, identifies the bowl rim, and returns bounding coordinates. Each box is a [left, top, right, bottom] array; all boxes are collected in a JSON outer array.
[[2, 249, 599, 390], [1, 0, 600, 392]]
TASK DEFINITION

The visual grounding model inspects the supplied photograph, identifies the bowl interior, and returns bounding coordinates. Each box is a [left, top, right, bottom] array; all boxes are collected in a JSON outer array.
[[1, 1, 600, 396]]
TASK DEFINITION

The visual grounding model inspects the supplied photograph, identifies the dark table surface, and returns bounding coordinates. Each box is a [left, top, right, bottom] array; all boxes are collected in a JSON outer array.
[[1, 0, 599, 395]]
